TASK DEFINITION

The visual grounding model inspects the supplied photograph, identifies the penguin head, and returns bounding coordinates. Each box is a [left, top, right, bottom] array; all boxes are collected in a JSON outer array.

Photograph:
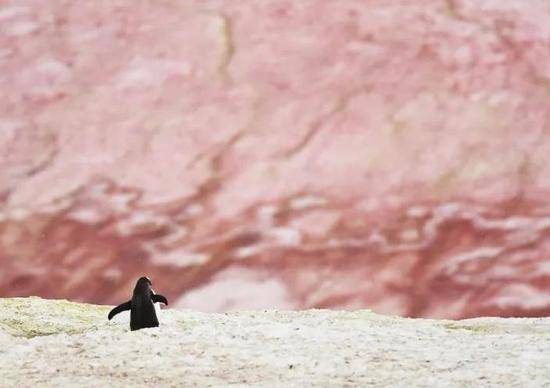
[[134, 276, 152, 294], [138, 276, 152, 285]]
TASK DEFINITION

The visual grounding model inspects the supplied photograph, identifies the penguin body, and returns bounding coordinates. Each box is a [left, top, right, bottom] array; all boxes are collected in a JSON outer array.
[[108, 276, 168, 331]]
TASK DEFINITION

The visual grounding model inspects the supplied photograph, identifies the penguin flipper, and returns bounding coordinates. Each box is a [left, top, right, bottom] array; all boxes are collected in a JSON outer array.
[[152, 294, 168, 305], [108, 301, 132, 320]]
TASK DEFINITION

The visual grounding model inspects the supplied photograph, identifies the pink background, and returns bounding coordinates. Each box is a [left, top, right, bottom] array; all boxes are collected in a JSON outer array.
[[2, 0, 550, 318]]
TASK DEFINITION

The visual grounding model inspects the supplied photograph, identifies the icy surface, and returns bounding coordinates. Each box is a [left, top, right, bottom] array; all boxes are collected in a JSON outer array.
[[1, 298, 549, 387]]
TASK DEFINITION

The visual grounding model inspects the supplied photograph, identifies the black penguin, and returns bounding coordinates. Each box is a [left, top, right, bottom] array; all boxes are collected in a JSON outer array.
[[108, 276, 168, 331]]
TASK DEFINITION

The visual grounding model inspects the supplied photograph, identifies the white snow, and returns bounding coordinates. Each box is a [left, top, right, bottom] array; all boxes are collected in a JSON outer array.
[[1, 297, 550, 387], [289, 195, 327, 210]]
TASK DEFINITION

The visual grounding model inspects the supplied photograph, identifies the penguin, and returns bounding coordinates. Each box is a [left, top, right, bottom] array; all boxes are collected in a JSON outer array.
[[108, 276, 168, 331]]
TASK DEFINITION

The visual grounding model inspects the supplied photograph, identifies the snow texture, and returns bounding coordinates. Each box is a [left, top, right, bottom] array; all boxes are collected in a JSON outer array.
[[0, 297, 549, 387]]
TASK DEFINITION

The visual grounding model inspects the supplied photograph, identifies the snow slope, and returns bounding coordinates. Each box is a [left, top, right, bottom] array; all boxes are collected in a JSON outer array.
[[0, 297, 549, 387], [3, 0, 550, 318]]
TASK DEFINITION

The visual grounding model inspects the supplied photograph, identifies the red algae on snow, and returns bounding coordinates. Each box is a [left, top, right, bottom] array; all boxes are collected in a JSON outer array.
[[1, 0, 550, 318]]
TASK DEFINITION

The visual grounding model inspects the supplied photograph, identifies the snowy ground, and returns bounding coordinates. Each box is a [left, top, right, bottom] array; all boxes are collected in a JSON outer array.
[[0, 298, 549, 387]]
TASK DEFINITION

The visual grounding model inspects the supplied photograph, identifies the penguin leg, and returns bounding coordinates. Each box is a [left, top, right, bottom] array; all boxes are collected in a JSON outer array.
[[108, 300, 132, 320], [151, 294, 168, 305]]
